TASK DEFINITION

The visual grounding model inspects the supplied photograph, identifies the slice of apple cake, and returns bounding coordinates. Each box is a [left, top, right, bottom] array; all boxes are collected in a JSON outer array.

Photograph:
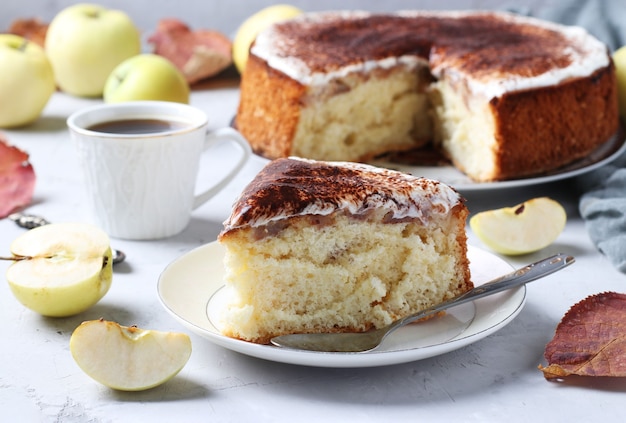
[[217, 157, 472, 343]]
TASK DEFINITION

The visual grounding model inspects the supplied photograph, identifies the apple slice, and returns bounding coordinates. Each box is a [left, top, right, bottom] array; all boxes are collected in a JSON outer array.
[[469, 197, 567, 255], [5, 222, 112, 317], [70, 319, 192, 391]]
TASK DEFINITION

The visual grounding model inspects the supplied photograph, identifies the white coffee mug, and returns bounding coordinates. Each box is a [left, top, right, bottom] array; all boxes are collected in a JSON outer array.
[[67, 101, 251, 240]]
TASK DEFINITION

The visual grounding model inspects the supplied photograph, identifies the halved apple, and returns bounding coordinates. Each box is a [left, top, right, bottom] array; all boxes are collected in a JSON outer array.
[[469, 197, 567, 255], [5, 222, 112, 317], [70, 319, 192, 391]]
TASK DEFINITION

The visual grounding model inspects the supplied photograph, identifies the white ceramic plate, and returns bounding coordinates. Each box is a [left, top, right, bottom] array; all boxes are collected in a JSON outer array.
[[369, 129, 626, 191], [158, 242, 526, 368], [249, 130, 625, 192]]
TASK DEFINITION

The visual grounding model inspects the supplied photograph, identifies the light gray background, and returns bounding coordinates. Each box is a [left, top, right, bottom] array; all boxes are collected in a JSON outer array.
[[2, 1, 625, 51]]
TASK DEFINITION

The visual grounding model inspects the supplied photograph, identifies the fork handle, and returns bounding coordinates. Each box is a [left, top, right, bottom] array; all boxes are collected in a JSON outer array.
[[391, 253, 575, 331]]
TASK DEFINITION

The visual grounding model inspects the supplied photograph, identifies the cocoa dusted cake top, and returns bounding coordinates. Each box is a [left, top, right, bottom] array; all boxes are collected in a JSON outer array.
[[251, 10, 609, 98], [220, 158, 464, 233]]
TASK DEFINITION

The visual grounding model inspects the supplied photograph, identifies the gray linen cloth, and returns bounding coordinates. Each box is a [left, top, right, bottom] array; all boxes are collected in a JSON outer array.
[[536, 1, 626, 52], [506, 0, 626, 51], [579, 153, 626, 273]]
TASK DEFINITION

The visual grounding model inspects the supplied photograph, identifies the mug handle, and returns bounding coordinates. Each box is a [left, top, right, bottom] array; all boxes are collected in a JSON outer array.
[[192, 127, 252, 209]]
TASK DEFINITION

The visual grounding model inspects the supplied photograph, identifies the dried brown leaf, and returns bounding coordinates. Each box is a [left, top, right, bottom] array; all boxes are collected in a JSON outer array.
[[8, 18, 48, 48], [148, 18, 232, 84], [0, 135, 36, 218], [540, 292, 626, 380]]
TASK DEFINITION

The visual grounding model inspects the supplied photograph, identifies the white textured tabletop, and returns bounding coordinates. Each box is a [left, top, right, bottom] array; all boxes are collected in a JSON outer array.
[[1, 77, 626, 423]]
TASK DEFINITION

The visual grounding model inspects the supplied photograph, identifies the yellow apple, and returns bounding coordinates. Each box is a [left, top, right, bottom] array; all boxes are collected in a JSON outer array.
[[0, 34, 55, 128], [45, 3, 141, 97], [233, 4, 303, 74], [70, 319, 192, 391], [613, 45, 626, 121], [5, 222, 113, 317], [103, 54, 190, 104], [469, 197, 567, 256]]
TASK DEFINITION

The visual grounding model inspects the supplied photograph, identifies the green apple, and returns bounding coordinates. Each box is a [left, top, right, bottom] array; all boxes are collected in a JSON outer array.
[[45, 3, 141, 97], [70, 319, 192, 391], [613, 45, 626, 122], [5, 222, 113, 317], [103, 54, 190, 104], [0, 34, 55, 128], [233, 4, 303, 74], [470, 197, 567, 256]]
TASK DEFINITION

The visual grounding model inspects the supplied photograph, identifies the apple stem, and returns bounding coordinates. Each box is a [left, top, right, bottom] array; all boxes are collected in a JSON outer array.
[[18, 39, 29, 52], [0, 255, 32, 261]]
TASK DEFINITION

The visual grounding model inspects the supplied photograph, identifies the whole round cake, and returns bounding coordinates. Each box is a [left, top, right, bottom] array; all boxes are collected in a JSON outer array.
[[235, 10, 619, 182]]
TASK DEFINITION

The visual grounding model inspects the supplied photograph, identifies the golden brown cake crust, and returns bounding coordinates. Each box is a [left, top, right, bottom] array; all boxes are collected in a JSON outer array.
[[236, 57, 304, 158], [488, 65, 618, 180]]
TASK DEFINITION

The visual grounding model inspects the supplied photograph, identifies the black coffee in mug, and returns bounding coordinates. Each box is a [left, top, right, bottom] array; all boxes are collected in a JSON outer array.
[[87, 118, 189, 135]]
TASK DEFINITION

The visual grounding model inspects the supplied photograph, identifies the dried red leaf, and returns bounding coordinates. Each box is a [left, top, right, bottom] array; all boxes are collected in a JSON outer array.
[[8, 18, 48, 48], [0, 135, 36, 218], [148, 18, 232, 84], [540, 292, 626, 380]]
